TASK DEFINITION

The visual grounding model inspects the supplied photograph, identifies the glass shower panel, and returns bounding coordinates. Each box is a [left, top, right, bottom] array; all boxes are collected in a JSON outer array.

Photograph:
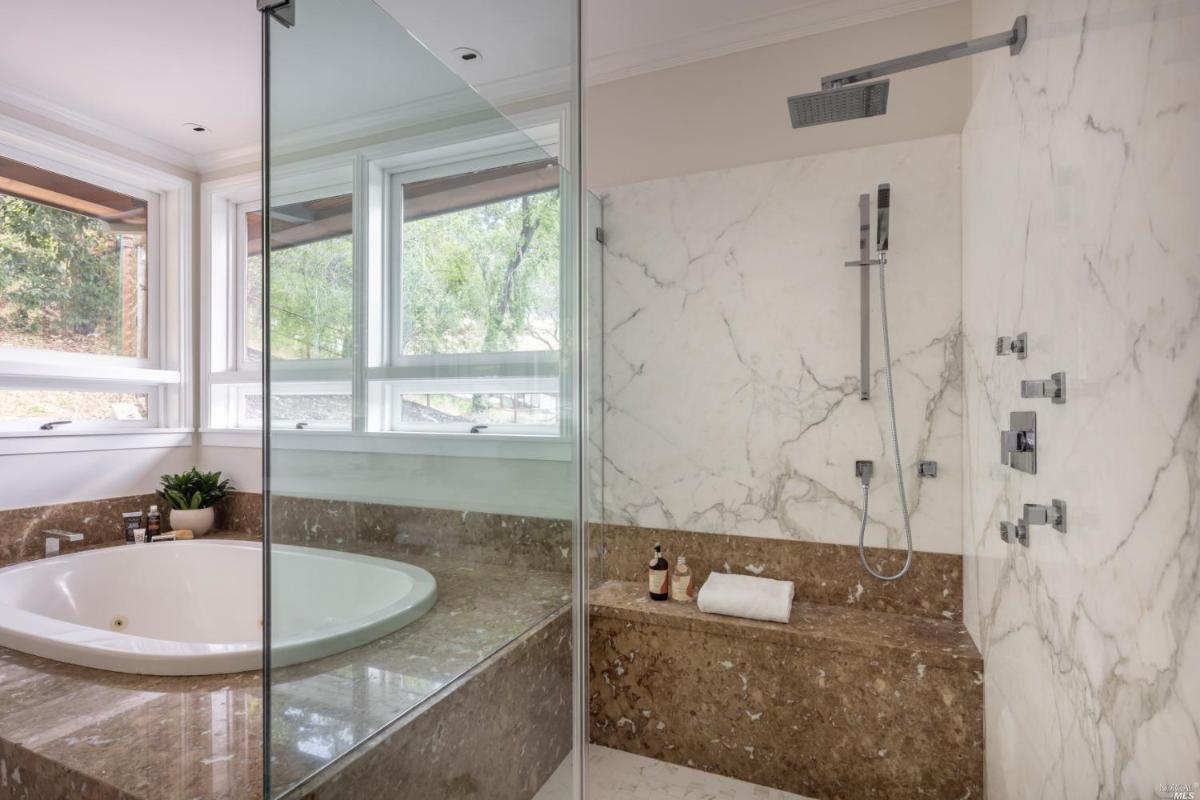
[[263, 1, 580, 796]]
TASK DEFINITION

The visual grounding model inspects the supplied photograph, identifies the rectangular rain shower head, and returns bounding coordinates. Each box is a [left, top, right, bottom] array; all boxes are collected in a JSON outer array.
[[787, 80, 890, 129]]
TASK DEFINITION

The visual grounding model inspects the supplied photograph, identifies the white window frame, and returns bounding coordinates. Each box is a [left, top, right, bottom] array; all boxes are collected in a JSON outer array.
[[203, 161, 356, 434], [370, 151, 565, 437], [0, 111, 191, 443], [200, 105, 573, 460]]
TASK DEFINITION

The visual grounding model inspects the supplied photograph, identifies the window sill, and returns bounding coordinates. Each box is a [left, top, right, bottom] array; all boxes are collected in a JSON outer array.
[[199, 429, 263, 449], [199, 428, 571, 461], [0, 428, 193, 455]]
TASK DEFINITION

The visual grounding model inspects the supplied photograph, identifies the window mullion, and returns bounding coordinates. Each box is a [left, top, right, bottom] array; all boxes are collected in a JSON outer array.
[[351, 154, 371, 434]]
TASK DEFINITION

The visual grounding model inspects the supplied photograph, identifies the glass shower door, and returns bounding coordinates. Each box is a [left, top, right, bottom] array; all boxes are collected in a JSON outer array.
[[261, 1, 582, 796]]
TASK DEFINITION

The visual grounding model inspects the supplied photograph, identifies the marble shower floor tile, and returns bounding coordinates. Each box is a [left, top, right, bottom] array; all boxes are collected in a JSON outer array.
[[535, 746, 816, 800]]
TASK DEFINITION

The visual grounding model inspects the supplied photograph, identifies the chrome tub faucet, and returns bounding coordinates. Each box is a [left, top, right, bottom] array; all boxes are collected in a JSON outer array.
[[42, 529, 84, 557]]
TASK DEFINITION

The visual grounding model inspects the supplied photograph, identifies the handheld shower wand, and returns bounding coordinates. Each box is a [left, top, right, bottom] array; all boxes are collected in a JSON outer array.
[[876, 183, 889, 256], [857, 182, 914, 582]]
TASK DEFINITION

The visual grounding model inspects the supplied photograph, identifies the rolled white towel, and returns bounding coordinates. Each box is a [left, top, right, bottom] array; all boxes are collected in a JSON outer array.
[[696, 572, 795, 624]]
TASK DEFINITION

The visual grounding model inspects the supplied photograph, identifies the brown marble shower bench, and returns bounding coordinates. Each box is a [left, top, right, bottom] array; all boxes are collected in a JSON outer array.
[[589, 579, 984, 799]]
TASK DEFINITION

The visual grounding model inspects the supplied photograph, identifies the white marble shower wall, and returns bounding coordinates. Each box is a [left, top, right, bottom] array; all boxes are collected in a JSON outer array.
[[962, 0, 1200, 796], [600, 134, 963, 553]]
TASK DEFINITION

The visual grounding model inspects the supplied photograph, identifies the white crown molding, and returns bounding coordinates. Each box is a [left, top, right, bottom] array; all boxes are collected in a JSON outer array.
[[195, 78, 566, 174], [271, 87, 491, 158], [194, 142, 261, 176], [0, 80, 258, 178], [0, 78, 497, 179], [0, 82, 198, 172], [585, 0, 961, 85], [474, 65, 574, 107]]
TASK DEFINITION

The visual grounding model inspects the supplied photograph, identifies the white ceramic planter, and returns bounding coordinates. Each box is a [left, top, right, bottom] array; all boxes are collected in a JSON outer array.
[[169, 507, 215, 536]]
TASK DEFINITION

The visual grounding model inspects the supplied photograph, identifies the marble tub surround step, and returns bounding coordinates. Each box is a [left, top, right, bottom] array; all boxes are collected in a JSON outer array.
[[270, 494, 571, 573], [284, 607, 571, 800], [590, 584, 983, 799], [270, 541, 571, 794], [0, 652, 261, 800], [599, 523, 963, 621], [0, 493, 263, 568]]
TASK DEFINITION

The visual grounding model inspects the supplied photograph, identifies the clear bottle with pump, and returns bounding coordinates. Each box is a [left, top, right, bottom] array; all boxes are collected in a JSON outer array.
[[671, 556, 695, 602]]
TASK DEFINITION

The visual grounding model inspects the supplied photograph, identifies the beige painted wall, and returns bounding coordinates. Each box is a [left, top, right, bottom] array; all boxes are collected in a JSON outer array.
[[584, 0, 972, 188]]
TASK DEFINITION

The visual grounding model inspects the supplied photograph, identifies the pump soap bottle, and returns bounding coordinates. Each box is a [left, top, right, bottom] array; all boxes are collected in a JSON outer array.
[[648, 543, 669, 601], [671, 556, 695, 602]]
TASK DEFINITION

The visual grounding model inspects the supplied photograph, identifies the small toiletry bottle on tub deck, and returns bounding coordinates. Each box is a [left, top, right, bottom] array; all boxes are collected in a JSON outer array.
[[122, 511, 142, 544], [649, 543, 669, 601], [671, 556, 695, 602]]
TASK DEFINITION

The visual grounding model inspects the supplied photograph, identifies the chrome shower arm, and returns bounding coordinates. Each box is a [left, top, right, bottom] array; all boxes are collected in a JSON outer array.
[[821, 16, 1026, 90]]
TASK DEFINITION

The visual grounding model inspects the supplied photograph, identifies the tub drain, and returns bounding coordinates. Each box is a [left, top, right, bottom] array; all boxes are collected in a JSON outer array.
[[110, 615, 128, 631]]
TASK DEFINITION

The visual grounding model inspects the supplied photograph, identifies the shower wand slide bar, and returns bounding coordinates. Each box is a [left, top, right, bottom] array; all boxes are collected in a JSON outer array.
[[821, 16, 1027, 89], [843, 193, 874, 400]]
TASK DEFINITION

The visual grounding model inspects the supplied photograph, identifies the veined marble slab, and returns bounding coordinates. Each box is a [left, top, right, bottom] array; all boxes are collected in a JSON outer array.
[[600, 134, 964, 553], [962, 0, 1200, 796]]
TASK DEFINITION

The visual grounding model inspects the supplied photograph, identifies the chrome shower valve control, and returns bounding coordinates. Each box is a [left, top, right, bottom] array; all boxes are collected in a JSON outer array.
[[999, 520, 1028, 546], [918, 460, 938, 478], [1000, 411, 1037, 474], [1021, 372, 1066, 404], [1023, 499, 1067, 534], [995, 332, 1028, 359]]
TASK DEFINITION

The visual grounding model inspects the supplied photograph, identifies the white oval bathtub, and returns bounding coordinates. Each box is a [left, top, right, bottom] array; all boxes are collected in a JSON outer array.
[[0, 540, 436, 676]]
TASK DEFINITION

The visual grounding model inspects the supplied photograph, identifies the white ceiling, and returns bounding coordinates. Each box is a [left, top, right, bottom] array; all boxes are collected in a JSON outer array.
[[0, 0, 960, 172], [270, 0, 482, 140], [0, 0, 260, 165]]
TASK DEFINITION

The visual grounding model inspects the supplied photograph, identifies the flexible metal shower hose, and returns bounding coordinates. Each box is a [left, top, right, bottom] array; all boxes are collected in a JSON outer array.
[[858, 259, 913, 581]]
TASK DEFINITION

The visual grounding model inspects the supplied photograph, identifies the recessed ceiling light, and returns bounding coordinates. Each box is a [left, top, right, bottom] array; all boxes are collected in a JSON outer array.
[[184, 122, 210, 133], [452, 47, 481, 63]]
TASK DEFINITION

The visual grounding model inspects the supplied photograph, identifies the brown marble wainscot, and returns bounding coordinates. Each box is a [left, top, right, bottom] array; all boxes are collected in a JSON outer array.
[[269, 494, 571, 573], [0, 532, 263, 800], [215, 492, 263, 540], [0, 494, 158, 567], [0, 493, 263, 568], [598, 523, 963, 622], [588, 581, 984, 800]]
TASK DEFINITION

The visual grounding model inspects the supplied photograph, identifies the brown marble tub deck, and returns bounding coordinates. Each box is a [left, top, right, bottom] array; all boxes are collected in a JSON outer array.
[[0, 532, 263, 800], [0, 534, 569, 800]]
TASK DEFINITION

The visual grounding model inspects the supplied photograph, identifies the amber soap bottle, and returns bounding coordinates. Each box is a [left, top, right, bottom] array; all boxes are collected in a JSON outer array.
[[648, 543, 669, 601]]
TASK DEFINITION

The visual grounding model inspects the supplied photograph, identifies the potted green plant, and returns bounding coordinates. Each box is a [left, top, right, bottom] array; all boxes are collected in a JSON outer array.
[[158, 468, 233, 536]]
